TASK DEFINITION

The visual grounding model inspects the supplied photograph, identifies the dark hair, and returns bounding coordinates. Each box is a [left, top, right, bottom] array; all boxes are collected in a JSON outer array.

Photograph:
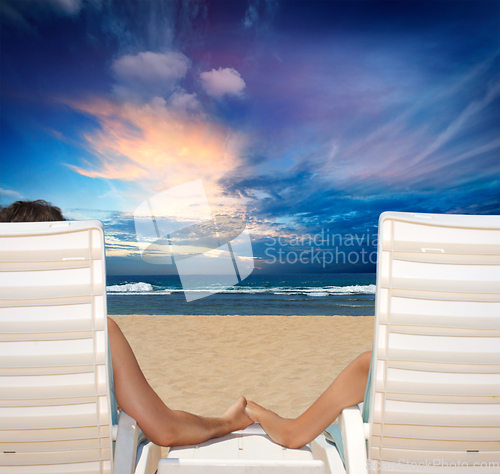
[[0, 200, 65, 222]]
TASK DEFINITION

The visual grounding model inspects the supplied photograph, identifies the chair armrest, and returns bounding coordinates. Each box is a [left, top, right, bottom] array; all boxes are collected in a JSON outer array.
[[114, 411, 162, 474], [114, 411, 140, 474], [310, 434, 346, 474], [338, 406, 368, 474], [135, 438, 162, 474]]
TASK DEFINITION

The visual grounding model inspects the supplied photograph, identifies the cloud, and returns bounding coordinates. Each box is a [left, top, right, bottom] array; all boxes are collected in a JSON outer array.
[[200, 68, 246, 98], [111, 51, 191, 99], [0, 188, 24, 205], [167, 89, 201, 112], [63, 95, 245, 196]]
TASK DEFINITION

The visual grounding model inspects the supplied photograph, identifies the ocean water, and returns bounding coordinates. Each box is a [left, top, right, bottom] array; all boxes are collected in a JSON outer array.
[[106, 273, 376, 316]]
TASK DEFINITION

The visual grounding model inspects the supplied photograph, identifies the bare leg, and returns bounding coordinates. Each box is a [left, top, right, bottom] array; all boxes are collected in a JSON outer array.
[[108, 317, 252, 447], [245, 351, 371, 449]]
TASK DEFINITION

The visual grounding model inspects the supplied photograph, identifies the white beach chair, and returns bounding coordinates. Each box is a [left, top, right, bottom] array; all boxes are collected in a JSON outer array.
[[335, 212, 500, 474], [0, 220, 161, 474]]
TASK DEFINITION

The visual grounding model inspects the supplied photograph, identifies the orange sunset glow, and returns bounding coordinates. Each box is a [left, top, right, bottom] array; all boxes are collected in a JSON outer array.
[[65, 96, 243, 192]]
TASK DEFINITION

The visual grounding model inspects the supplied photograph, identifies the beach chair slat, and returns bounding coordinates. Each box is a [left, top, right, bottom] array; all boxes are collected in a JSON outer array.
[[370, 423, 500, 441], [373, 447, 500, 465]]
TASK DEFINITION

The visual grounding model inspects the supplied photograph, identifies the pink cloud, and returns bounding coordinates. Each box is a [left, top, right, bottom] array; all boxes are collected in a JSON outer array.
[[111, 51, 191, 98], [200, 67, 246, 98]]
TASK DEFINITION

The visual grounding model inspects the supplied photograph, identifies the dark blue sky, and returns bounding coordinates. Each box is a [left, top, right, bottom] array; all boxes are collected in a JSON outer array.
[[1, 0, 499, 274]]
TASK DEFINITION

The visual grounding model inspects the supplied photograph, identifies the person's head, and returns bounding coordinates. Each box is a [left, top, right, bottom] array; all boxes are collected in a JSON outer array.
[[0, 200, 65, 222]]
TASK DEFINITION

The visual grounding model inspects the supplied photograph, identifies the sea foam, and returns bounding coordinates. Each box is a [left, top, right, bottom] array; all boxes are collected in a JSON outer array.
[[106, 282, 154, 293]]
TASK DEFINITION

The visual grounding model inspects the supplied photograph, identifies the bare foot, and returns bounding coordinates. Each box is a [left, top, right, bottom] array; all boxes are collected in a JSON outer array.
[[222, 396, 253, 432], [245, 400, 295, 447], [245, 400, 267, 423]]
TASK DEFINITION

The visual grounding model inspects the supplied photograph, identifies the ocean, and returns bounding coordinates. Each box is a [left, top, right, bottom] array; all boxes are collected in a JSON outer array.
[[106, 273, 376, 316]]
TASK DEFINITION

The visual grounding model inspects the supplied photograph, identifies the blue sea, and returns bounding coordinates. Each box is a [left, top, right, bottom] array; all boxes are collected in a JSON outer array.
[[106, 273, 375, 316]]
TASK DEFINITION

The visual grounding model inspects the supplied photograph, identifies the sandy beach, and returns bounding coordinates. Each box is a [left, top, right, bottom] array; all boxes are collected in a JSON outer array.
[[111, 314, 374, 422]]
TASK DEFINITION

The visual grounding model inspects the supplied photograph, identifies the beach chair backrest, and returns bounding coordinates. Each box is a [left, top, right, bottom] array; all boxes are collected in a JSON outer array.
[[0, 221, 114, 474], [368, 212, 500, 472]]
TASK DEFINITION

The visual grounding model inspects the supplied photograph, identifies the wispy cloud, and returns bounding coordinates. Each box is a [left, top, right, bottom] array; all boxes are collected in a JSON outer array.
[[93, 0, 206, 59], [407, 79, 500, 168], [302, 56, 500, 193], [242, 0, 279, 32]]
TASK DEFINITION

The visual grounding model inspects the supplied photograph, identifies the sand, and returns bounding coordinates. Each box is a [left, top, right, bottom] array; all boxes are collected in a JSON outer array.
[[111, 314, 374, 457], [111, 314, 374, 418]]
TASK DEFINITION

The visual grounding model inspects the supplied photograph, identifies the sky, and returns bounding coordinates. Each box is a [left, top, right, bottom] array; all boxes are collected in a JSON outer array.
[[1, 0, 499, 275]]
